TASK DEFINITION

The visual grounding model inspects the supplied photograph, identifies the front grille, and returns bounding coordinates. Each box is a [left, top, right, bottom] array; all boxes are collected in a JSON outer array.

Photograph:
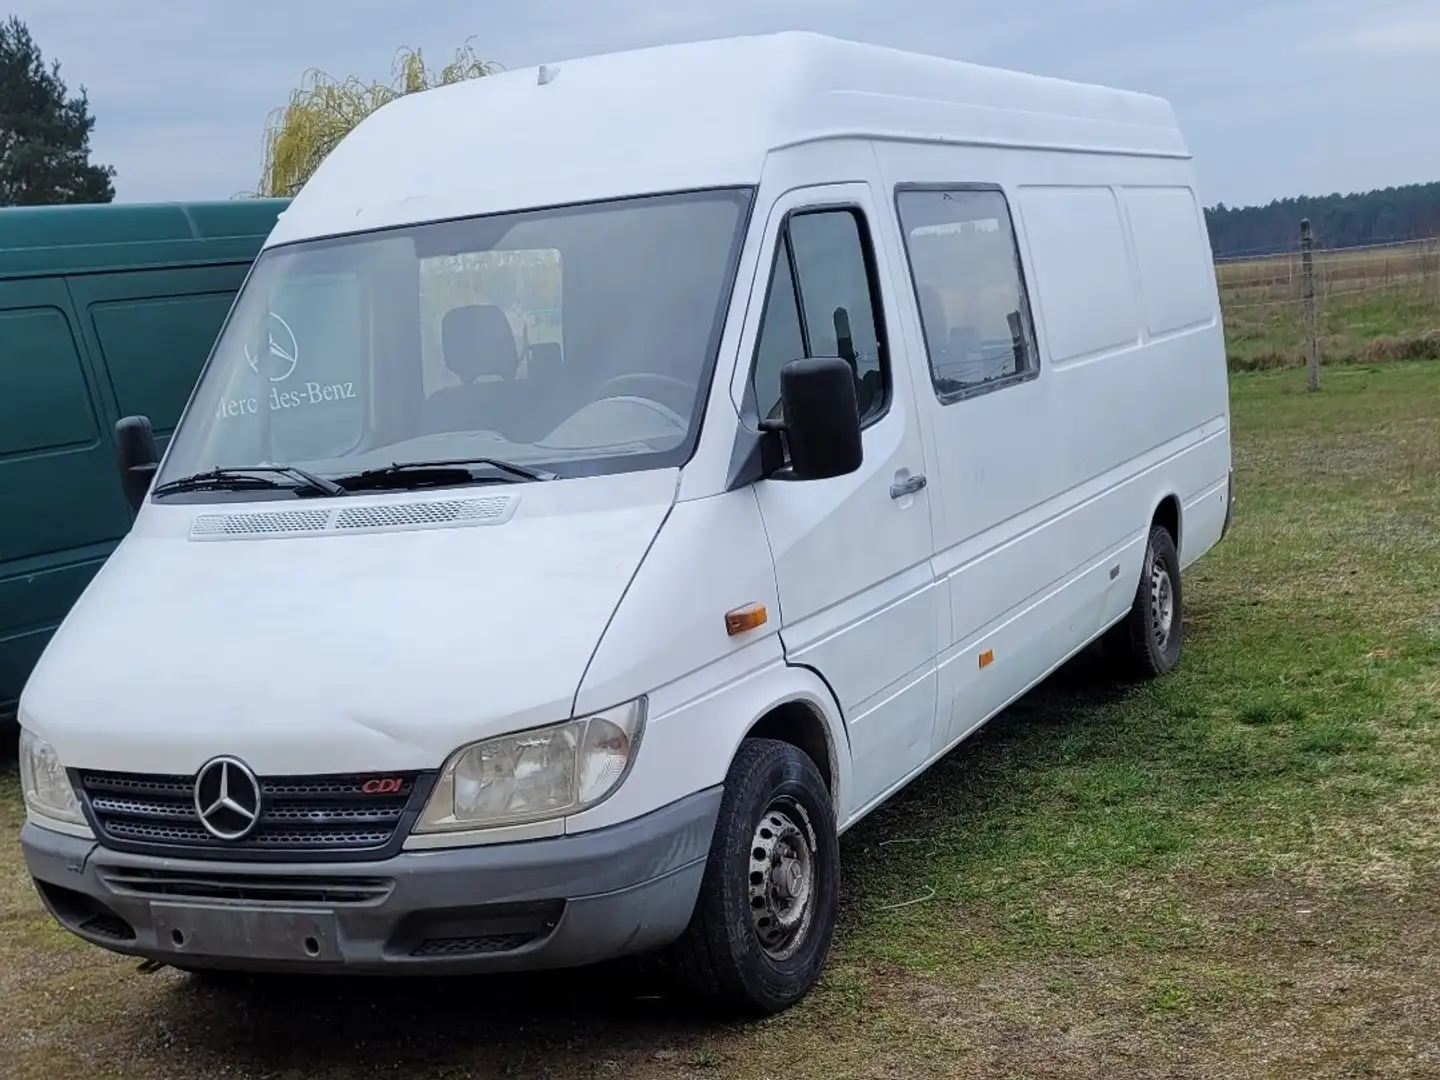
[[100, 868, 393, 906], [75, 769, 430, 862]]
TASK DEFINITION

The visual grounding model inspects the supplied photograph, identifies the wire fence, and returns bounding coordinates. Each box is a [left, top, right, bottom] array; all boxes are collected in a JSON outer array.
[[1215, 233, 1440, 373]]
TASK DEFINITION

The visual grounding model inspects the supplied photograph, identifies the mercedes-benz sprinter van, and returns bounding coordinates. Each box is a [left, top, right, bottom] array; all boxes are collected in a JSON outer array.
[[17, 33, 1232, 1015]]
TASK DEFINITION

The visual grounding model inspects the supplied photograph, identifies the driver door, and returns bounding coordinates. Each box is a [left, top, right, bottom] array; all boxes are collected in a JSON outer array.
[[737, 181, 941, 817]]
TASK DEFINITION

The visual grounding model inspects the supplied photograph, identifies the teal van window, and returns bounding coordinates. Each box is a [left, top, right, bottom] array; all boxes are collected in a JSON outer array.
[[90, 293, 237, 434], [0, 307, 97, 456]]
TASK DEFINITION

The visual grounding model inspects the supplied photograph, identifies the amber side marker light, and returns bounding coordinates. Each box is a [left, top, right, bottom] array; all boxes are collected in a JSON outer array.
[[979, 649, 995, 669], [725, 603, 768, 636]]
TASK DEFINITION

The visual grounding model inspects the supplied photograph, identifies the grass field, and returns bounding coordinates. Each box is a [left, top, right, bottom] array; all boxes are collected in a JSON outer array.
[[2, 360, 1437, 1079], [1218, 240, 1440, 371]]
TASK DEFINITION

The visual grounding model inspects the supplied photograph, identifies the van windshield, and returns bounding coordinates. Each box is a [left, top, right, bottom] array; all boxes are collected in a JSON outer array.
[[156, 188, 753, 497]]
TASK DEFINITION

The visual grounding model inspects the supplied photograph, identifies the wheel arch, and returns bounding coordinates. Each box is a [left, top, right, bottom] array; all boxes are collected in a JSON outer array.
[[737, 670, 849, 820], [1152, 492, 1182, 556]]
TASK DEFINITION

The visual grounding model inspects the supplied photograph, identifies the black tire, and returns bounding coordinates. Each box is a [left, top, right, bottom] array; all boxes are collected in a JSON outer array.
[[1107, 523, 1183, 678], [672, 738, 840, 1016]]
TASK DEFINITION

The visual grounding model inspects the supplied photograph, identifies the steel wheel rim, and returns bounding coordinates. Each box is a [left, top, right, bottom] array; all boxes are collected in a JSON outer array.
[[1151, 562, 1175, 650], [748, 798, 818, 961]]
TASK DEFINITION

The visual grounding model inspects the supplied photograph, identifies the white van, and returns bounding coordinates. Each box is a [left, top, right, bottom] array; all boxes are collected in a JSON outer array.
[[16, 32, 1232, 1015]]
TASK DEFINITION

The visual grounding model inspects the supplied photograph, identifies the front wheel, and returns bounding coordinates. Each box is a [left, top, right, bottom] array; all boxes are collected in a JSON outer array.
[[672, 738, 840, 1016], [1107, 523, 1184, 677]]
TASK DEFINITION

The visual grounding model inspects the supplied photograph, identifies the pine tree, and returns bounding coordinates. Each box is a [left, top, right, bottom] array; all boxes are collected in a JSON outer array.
[[0, 16, 116, 205]]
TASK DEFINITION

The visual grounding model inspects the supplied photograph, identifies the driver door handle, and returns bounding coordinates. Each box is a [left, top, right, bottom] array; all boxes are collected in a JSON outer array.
[[890, 473, 927, 499]]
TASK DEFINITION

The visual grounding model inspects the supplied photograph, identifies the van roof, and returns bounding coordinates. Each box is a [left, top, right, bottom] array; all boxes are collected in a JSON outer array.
[[272, 31, 1186, 247], [0, 198, 289, 279]]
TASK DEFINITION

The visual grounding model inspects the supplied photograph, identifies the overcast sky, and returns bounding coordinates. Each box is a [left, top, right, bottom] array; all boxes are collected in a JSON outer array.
[[15, 0, 1440, 208]]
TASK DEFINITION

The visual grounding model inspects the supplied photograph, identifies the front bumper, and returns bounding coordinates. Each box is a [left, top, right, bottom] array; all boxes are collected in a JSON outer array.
[[22, 786, 721, 975]]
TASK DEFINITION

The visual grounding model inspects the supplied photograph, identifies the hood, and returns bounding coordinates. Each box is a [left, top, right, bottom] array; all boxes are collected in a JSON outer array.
[[20, 470, 676, 776]]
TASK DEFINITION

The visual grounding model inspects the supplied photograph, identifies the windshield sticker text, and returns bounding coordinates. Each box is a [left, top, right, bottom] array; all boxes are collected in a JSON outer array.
[[215, 381, 357, 421]]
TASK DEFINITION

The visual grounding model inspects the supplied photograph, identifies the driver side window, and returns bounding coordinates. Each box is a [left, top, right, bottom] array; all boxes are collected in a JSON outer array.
[[748, 207, 888, 426]]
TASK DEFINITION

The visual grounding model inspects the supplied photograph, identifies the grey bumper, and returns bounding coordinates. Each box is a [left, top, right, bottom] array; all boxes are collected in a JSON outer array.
[[22, 787, 721, 975]]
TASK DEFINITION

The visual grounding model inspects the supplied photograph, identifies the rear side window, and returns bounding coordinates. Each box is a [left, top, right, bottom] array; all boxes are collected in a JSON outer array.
[[748, 207, 887, 426], [0, 307, 97, 456], [895, 187, 1038, 402]]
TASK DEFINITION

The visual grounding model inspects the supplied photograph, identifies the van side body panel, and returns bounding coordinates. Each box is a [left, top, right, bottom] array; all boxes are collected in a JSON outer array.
[[870, 140, 1229, 761]]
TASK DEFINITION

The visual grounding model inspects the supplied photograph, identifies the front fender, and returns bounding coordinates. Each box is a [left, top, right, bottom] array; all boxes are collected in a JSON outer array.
[[564, 649, 852, 834]]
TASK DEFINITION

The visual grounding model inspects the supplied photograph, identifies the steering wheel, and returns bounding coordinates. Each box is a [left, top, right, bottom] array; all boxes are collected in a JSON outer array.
[[592, 372, 698, 418]]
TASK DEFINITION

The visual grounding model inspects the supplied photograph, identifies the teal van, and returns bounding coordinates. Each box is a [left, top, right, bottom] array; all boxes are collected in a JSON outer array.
[[0, 199, 289, 719]]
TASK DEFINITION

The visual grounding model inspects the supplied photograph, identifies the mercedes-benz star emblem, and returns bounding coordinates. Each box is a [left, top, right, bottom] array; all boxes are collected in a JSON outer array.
[[243, 311, 299, 383], [193, 756, 264, 841]]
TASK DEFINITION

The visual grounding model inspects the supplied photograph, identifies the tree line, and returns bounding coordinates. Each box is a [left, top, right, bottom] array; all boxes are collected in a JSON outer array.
[[1204, 182, 1440, 258], [5, 9, 1440, 265]]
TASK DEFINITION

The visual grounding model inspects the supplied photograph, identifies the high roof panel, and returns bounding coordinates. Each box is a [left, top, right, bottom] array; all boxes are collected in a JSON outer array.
[[272, 32, 1186, 246]]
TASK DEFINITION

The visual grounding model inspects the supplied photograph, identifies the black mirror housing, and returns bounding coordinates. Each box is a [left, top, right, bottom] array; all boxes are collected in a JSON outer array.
[[114, 415, 159, 513], [772, 356, 864, 481]]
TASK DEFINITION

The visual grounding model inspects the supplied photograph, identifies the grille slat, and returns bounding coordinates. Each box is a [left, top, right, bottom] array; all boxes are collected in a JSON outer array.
[[76, 769, 425, 861], [90, 796, 196, 822], [80, 774, 194, 799], [101, 869, 393, 906]]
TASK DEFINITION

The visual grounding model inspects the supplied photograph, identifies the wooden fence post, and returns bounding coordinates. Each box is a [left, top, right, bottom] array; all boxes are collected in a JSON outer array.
[[1301, 219, 1320, 391]]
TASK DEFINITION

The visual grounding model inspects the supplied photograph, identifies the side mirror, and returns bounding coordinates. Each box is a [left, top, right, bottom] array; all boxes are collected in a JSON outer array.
[[765, 356, 863, 481], [114, 415, 159, 514]]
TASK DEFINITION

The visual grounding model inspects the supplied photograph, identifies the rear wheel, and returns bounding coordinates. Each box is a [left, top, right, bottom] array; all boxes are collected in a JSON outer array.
[[673, 738, 839, 1016], [1108, 523, 1183, 677]]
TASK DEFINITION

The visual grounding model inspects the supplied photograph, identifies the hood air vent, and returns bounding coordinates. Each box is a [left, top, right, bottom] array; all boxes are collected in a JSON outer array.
[[189, 495, 518, 541]]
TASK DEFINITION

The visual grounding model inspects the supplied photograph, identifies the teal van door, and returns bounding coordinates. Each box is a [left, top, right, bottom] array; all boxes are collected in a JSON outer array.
[[69, 265, 248, 452], [0, 279, 133, 712]]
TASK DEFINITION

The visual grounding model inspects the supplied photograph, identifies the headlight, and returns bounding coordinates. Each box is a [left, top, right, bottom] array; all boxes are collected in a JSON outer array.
[[415, 698, 646, 833], [18, 729, 86, 826]]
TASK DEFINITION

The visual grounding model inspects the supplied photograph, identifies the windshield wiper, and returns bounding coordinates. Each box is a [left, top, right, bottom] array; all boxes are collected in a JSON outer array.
[[152, 465, 345, 499], [332, 457, 560, 490]]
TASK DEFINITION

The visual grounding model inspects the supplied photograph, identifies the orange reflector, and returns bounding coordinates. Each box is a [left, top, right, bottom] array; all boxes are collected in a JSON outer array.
[[725, 603, 768, 636], [979, 649, 994, 669]]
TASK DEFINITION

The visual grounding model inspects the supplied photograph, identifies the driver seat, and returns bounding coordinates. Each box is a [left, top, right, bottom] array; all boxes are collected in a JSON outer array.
[[423, 304, 521, 436]]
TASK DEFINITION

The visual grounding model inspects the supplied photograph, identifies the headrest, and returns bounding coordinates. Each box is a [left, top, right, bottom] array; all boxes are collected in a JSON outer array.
[[441, 304, 519, 383]]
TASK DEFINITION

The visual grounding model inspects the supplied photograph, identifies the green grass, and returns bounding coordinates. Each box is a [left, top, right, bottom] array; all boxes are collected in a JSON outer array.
[[1, 361, 1437, 1079], [1218, 247, 1440, 370]]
